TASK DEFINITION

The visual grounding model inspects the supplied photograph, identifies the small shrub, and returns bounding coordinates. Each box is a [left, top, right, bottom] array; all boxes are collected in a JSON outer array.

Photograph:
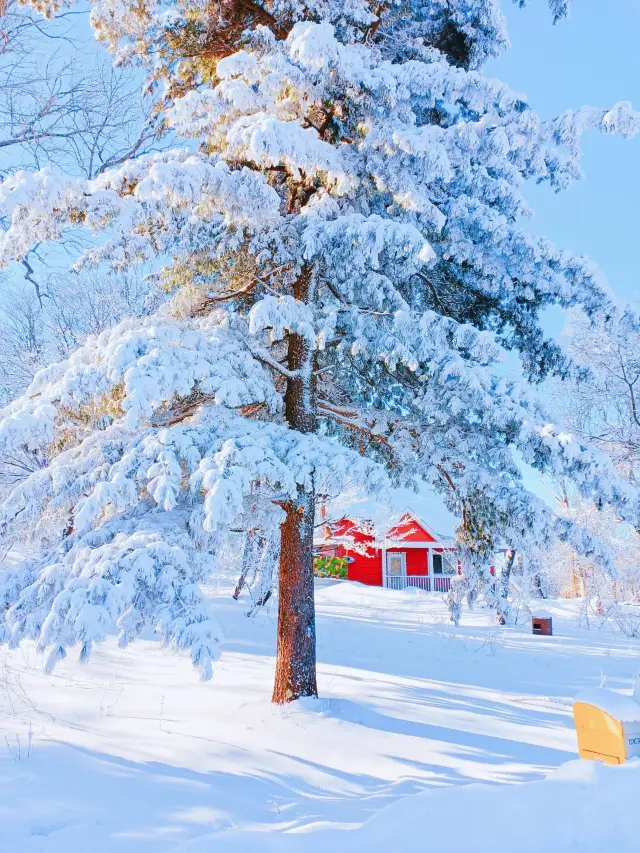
[[314, 555, 348, 579]]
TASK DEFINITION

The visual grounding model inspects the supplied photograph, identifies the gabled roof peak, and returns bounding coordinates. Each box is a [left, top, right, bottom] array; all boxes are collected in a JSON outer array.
[[387, 508, 453, 543]]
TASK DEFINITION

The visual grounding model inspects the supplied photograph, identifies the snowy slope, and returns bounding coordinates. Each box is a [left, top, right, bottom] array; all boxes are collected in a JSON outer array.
[[1, 582, 639, 851]]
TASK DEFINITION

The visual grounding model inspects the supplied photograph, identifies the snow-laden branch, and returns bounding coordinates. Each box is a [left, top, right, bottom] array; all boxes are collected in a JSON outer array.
[[0, 310, 281, 456], [0, 512, 223, 681], [0, 149, 282, 268]]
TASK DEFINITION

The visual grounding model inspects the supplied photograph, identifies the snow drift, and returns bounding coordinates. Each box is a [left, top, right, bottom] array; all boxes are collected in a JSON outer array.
[[338, 759, 639, 853], [196, 757, 640, 852]]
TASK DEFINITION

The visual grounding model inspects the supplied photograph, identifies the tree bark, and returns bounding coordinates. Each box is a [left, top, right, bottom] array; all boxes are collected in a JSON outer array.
[[272, 264, 318, 704], [233, 528, 261, 600], [272, 490, 318, 702], [246, 534, 277, 616], [497, 548, 516, 625], [533, 572, 546, 598]]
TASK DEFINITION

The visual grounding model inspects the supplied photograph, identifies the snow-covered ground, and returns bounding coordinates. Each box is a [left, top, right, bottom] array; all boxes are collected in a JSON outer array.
[[1, 581, 639, 852]]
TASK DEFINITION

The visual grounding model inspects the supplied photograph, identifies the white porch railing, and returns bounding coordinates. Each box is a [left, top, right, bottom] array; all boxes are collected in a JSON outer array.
[[385, 575, 452, 593]]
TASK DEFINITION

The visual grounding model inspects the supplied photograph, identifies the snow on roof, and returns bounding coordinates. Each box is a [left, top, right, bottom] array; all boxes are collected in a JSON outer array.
[[574, 688, 640, 723], [532, 610, 553, 619], [323, 484, 457, 540]]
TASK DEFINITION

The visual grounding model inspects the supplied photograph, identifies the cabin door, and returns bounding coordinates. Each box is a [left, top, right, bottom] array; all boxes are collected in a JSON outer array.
[[386, 552, 406, 589]]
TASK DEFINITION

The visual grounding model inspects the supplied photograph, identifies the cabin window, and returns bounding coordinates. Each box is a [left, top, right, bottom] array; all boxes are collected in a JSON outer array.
[[432, 553, 443, 575]]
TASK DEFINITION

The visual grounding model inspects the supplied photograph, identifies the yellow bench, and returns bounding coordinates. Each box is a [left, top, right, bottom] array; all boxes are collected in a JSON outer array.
[[574, 688, 640, 765]]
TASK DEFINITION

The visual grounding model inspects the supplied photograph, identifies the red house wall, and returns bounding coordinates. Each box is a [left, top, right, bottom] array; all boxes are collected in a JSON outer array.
[[404, 548, 429, 575], [332, 519, 382, 586], [383, 548, 429, 576], [347, 548, 382, 586]]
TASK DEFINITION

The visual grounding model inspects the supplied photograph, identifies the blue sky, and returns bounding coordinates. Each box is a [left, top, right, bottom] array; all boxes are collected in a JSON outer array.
[[488, 1, 640, 313], [485, 1, 640, 505]]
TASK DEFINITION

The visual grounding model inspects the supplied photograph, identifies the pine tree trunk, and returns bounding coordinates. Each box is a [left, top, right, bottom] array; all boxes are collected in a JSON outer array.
[[272, 490, 318, 702], [272, 264, 318, 704]]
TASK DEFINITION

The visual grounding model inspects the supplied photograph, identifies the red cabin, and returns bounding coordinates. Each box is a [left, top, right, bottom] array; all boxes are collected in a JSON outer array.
[[316, 511, 459, 593]]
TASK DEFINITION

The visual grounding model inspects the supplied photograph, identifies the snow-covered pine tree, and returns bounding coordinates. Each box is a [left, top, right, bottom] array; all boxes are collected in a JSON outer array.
[[1, 0, 640, 698]]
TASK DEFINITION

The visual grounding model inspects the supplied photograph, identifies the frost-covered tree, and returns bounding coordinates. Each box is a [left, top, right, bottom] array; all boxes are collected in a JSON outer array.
[[0, 268, 156, 408], [0, 268, 157, 497], [552, 309, 640, 486], [1, 0, 640, 701], [0, 0, 161, 182], [530, 481, 640, 633], [535, 310, 640, 624]]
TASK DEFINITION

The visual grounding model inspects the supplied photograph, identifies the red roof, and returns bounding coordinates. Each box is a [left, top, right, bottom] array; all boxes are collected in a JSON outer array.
[[321, 511, 450, 546], [387, 512, 437, 543]]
